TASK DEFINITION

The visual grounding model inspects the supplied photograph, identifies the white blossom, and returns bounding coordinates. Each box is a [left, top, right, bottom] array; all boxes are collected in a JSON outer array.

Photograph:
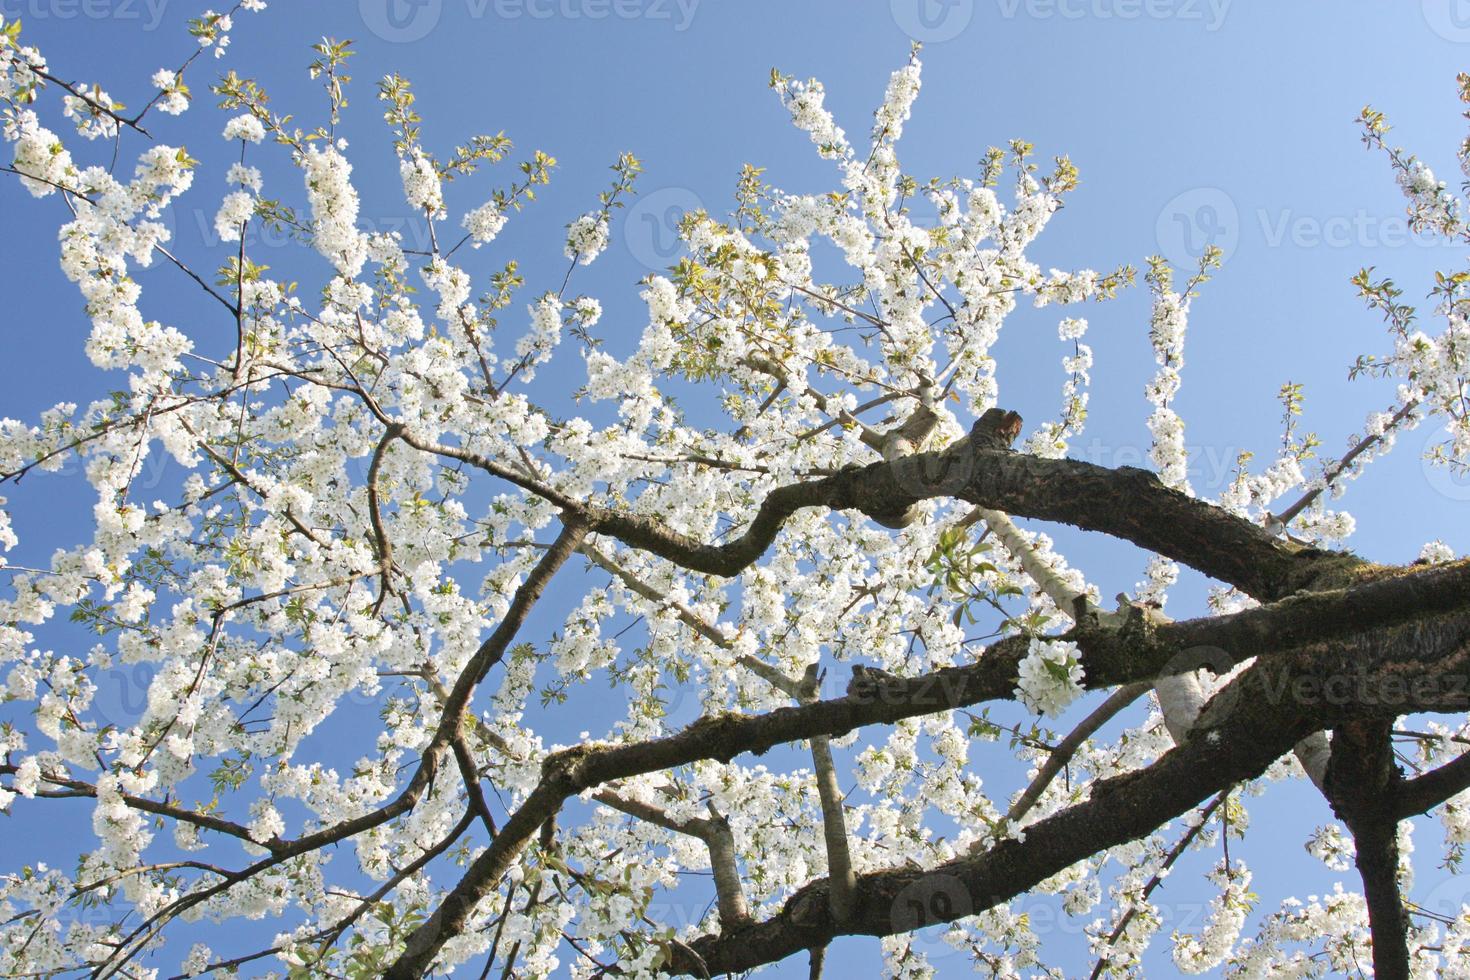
[[565, 212, 609, 264], [1016, 638, 1084, 717]]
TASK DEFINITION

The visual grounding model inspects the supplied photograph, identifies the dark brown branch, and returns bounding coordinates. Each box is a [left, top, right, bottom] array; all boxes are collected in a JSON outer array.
[[1397, 749, 1470, 818], [281, 517, 586, 857], [30, 65, 152, 136], [388, 578, 1470, 976], [366, 423, 404, 614], [1075, 559, 1470, 703], [808, 944, 827, 979], [155, 245, 240, 317], [386, 780, 569, 978], [582, 425, 1363, 601], [1325, 721, 1410, 980], [453, 736, 498, 837], [402, 405, 1353, 601]]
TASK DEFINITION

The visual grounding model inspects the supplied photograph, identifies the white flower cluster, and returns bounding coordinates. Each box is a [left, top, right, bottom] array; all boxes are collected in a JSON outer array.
[[420, 255, 471, 325], [1397, 159, 1462, 234], [1219, 451, 1305, 517], [1305, 823, 1354, 871], [302, 144, 368, 277], [1035, 268, 1100, 307], [1225, 884, 1374, 976], [564, 212, 609, 265], [1134, 554, 1179, 609], [1420, 539, 1457, 563], [864, 60, 922, 205], [1145, 287, 1191, 494], [1291, 506, 1356, 546], [514, 294, 565, 378], [1172, 861, 1253, 973], [222, 112, 265, 143], [0, 26, 44, 104], [60, 85, 118, 140], [399, 148, 445, 218], [872, 62, 921, 146], [775, 76, 850, 161], [1023, 317, 1093, 458], [462, 197, 508, 245], [214, 160, 263, 243], [151, 69, 189, 115], [9, 111, 74, 196], [214, 189, 254, 241], [1398, 315, 1470, 464], [195, 9, 234, 58], [1, 23, 1459, 980], [1015, 638, 1084, 717], [1088, 836, 1170, 973]]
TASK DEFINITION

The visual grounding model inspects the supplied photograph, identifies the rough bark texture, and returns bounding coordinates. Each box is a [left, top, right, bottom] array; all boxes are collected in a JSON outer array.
[[1326, 722, 1410, 980]]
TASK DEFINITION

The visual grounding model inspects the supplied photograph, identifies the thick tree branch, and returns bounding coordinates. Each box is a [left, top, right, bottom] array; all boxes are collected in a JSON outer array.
[[583, 422, 1366, 601], [792, 664, 858, 925], [386, 779, 569, 978], [403, 405, 1373, 601], [1397, 750, 1470, 818], [1326, 721, 1410, 980], [665, 602, 1467, 977], [808, 731, 857, 922]]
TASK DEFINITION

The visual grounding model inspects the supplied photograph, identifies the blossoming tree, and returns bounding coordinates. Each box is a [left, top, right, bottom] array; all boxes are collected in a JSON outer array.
[[2, 6, 1470, 978]]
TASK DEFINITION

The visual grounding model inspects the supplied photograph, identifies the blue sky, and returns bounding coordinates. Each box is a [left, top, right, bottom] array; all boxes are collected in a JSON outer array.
[[3, 0, 1470, 976]]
